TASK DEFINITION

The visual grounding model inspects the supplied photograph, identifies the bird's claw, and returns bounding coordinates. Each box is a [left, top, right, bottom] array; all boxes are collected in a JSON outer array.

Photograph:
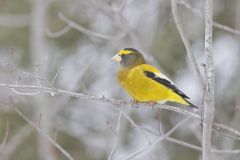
[[148, 101, 156, 111], [130, 99, 139, 108]]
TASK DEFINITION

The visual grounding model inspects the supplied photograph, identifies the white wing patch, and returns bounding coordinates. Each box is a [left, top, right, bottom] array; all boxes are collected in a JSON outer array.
[[156, 73, 174, 84]]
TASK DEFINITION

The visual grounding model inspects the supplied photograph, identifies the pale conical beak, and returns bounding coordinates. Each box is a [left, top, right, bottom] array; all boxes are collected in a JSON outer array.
[[112, 54, 121, 62]]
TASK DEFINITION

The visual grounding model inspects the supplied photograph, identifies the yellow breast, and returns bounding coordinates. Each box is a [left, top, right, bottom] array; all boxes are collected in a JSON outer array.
[[117, 64, 170, 102]]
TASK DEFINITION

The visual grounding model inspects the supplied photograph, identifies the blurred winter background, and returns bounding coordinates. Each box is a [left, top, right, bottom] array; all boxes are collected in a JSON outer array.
[[0, 0, 240, 160]]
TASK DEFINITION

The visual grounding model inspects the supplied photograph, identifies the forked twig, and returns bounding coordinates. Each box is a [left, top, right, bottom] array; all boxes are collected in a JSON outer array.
[[121, 117, 191, 160], [108, 109, 123, 160], [9, 97, 75, 160]]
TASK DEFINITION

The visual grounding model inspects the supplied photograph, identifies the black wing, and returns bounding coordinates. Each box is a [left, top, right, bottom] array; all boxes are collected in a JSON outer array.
[[143, 70, 189, 99]]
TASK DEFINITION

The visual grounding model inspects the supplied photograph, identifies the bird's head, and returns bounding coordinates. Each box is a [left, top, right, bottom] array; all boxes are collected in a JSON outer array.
[[112, 48, 146, 68]]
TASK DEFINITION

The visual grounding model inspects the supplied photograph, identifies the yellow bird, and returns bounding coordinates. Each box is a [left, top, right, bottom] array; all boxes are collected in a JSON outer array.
[[112, 48, 197, 108]]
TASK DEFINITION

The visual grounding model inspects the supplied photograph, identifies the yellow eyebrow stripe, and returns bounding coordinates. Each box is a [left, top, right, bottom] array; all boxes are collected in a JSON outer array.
[[118, 49, 133, 56]]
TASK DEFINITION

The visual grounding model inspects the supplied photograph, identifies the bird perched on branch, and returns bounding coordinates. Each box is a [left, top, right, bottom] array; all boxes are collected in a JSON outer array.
[[112, 48, 197, 109]]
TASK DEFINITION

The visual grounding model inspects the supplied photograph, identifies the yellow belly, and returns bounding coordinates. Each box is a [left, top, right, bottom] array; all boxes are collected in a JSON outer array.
[[117, 64, 189, 106], [118, 66, 169, 102]]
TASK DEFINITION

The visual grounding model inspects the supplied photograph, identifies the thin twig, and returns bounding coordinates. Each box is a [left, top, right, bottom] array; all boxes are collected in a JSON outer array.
[[110, 106, 240, 155], [165, 137, 202, 151], [213, 123, 240, 136], [106, 121, 117, 136], [213, 22, 240, 35], [45, 26, 71, 38], [171, 0, 205, 89], [9, 64, 42, 95], [211, 128, 240, 141], [121, 117, 191, 160], [0, 119, 9, 154], [10, 88, 41, 96], [58, 13, 112, 40], [116, 108, 240, 155], [213, 149, 240, 154], [166, 136, 240, 154], [9, 97, 75, 160], [0, 59, 47, 82], [51, 66, 63, 87], [177, 0, 240, 35], [122, 112, 152, 144], [108, 109, 123, 160]]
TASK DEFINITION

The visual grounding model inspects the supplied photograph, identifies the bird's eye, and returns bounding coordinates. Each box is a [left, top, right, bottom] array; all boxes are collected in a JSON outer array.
[[121, 54, 126, 58]]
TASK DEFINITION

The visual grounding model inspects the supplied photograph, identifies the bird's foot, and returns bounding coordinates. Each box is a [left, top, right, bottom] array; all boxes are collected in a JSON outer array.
[[129, 99, 139, 108], [148, 101, 156, 111]]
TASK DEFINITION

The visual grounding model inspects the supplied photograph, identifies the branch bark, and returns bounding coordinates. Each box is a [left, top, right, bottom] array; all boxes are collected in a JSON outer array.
[[202, 0, 215, 159]]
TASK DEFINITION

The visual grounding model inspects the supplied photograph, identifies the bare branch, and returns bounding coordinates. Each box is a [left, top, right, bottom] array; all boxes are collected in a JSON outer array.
[[202, 0, 214, 159], [166, 137, 202, 151], [10, 88, 41, 96], [213, 149, 240, 154], [108, 109, 123, 160], [58, 13, 112, 40], [9, 64, 42, 96], [213, 123, 240, 136], [177, 0, 240, 35], [171, 0, 205, 89], [0, 59, 47, 82], [51, 66, 63, 87], [166, 137, 240, 154], [111, 107, 240, 156], [211, 128, 240, 141], [45, 26, 71, 38], [10, 98, 75, 160], [122, 112, 152, 144], [0, 53, 46, 95], [213, 22, 240, 35], [176, 0, 203, 17], [0, 119, 9, 154], [0, 83, 240, 143], [0, 82, 200, 118], [106, 121, 117, 136], [121, 117, 191, 160], [116, 108, 240, 156]]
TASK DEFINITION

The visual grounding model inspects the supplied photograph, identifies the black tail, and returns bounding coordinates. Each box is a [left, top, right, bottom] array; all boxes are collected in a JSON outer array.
[[185, 99, 198, 109]]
